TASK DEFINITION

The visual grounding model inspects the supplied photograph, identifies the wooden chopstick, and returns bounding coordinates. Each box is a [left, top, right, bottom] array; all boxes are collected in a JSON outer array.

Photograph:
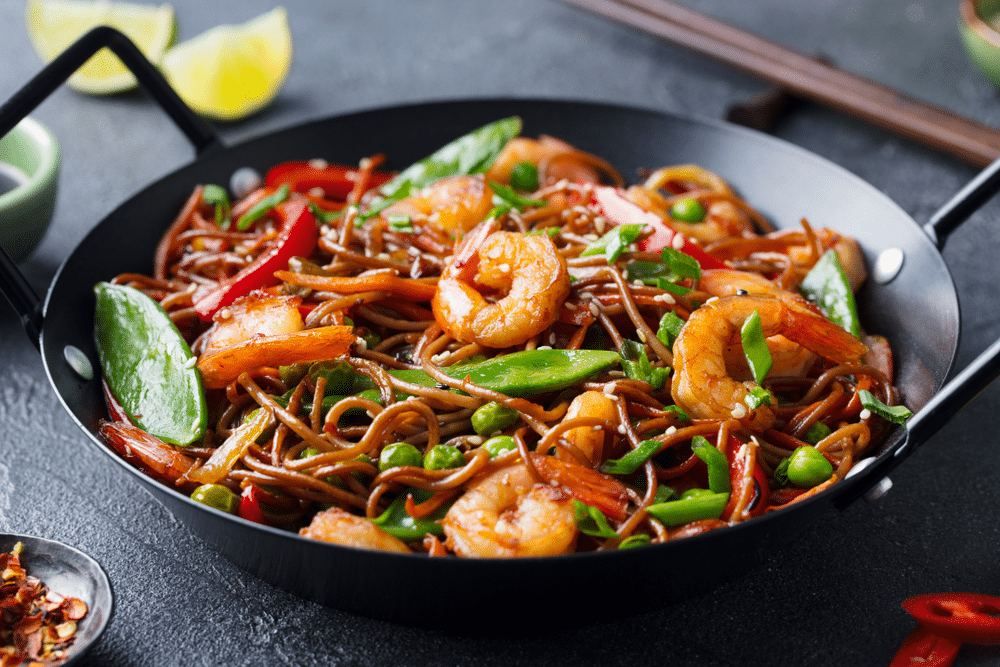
[[561, 0, 1000, 167]]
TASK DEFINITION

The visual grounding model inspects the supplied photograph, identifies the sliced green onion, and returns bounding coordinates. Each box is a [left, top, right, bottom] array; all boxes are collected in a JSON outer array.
[[618, 534, 651, 549], [741, 309, 773, 384], [656, 311, 685, 348], [581, 224, 646, 263], [573, 500, 619, 538], [237, 184, 290, 230], [599, 439, 663, 475], [858, 389, 912, 424], [659, 247, 701, 281], [745, 386, 773, 410], [691, 435, 731, 494], [386, 213, 414, 232], [646, 491, 729, 527], [202, 184, 231, 227]]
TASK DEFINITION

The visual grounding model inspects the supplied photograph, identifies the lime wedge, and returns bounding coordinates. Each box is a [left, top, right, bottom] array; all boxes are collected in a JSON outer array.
[[25, 0, 176, 95], [160, 7, 292, 121]]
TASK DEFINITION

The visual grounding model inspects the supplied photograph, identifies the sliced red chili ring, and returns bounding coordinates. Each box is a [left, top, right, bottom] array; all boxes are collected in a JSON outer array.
[[889, 625, 961, 667], [903, 592, 1000, 644]]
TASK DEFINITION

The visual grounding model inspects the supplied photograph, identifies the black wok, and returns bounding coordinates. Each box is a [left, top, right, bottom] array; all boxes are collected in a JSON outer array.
[[2, 29, 998, 626]]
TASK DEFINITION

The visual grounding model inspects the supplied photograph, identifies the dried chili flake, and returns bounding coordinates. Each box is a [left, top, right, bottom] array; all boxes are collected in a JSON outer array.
[[0, 543, 88, 665]]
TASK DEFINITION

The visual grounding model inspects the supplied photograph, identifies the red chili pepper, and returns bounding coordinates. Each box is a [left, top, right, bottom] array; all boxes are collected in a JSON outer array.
[[265, 161, 393, 200], [721, 434, 769, 520], [194, 200, 319, 322], [903, 592, 1000, 644], [238, 485, 266, 524], [889, 626, 961, 667], [590, 186, 728, 270]]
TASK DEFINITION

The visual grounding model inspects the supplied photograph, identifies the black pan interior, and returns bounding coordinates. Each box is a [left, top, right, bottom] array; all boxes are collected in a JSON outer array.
[[35, 99, 961, 623]]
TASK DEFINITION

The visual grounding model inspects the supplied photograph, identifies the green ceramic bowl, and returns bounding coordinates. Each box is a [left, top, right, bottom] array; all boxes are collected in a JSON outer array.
[[960, 0, 1000, 86], [0, 117, 60, 262]]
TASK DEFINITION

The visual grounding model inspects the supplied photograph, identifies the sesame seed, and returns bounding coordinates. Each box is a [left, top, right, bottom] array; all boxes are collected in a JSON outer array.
[[737, 443, 748, 459], [671, 234, 686, 250], [554, 178, 570, 190], [731, 403, 747, 419], [654, 293, 676, 305], [218, 308, 232, 320], [564, 302, 578, 311], [621, 269, 629, 280], [617, 424, 627, 435], [308, 158, 329, 169], [860, 409, 872, 420], [431, 351, 452, 363], [537, 345, 553, 350], [184, 357, 197, 369], [583, 233, 600, 242], [589, 302, 601, 317], [595, 217, 606, 234], [467, 436, 484, 446], [355, 337, 367, 352], [637, 330, 647, 343], [592, 425, 602, 431], [665, 426, 677, 436], [308, 187, 325, 197], [705, 296, 720, 304]]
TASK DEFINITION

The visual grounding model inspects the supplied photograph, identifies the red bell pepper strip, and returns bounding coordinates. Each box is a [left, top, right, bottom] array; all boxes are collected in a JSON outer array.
[[265, 161, 393, 200], [238, 484, 267, 524], [194, 200, 319, 322], [722, 435, 770, 520], [903, 592, 1000, 644], [591, 186, 727, 270], [889, 626, 961, 667]]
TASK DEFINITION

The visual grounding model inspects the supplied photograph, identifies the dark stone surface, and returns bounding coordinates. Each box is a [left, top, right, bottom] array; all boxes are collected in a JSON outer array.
[[3, 0, 1000, 664]]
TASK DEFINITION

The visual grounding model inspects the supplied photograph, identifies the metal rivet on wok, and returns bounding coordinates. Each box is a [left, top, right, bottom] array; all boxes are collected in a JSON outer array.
[[64, 345, 94, 381], [863, 477, 893, 503], [874, 248, 904, 284]]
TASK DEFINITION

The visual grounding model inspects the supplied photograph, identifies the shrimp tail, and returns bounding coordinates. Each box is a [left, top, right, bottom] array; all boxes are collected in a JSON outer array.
[[99, 420, 198, 489], [530, 453, 629, 521], [781, 301, 868, 365]]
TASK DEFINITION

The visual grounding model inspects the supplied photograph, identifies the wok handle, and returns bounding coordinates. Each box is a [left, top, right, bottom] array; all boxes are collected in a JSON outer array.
[[0, 27, 222, 348], [923, 154, 1000, 249], [0, 26, 219, 152]]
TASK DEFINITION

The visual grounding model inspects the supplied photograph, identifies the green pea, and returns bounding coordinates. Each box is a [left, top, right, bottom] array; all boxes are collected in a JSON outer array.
[[190, 484, 239, 514], [423, 445, 466, 470], [379, 442, 423, 471], [483, 435, 517, 458], [309, 360, 355, 395], [299, 447, 322, 459], [279, 363, 309, 388], [670, 198, 706, 223], [471, 402, 520, 436], [510, 161, 539, 191], [786, 445, 833, 488]]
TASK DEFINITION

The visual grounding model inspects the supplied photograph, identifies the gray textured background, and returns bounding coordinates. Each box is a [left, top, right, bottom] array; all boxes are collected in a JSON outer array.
[[3, 0, 1000, 664]]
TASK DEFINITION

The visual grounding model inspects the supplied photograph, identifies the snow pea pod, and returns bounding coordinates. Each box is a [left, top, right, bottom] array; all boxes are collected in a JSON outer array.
[[93, 282, 207, 447], [799, 248, 861, 337], [355, 349, 621, 398], [366, 116, 523, 215]]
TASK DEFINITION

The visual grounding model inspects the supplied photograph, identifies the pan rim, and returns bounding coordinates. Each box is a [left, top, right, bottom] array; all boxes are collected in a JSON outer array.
[[36, 95, 960, 567]]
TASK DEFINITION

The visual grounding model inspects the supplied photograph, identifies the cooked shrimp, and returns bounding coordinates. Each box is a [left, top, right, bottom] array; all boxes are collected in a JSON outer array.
[[486, 136, 616, 186], [432, 227, 571, 347], [671, 294, 868, 430], [299, 507, 411, 553], [202, 291, 304, 356], [556, 391, 618, 465], [699, 269, 822, 379], [441, 463, 578, 558], [99, 420, 197, 488], [379, 174, 494, 234]]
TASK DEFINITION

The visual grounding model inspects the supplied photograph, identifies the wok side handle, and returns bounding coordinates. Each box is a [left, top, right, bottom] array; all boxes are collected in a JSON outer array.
[[0, 26, 220, 154], [834, 336, 1000, 510], [0, 27, 222, 348], [923, 154, 1000, 249]]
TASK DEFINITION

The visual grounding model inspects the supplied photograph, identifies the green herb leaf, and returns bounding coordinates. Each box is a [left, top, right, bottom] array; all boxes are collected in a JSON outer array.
[[581, 224, 645, 263], [665, 404, 690, 422], [858, 389, 912, 424], [237, 184, 290, 230], [741, 309, 773, 384], [573, 500, 620, 538], [599, 439, 663, 475]]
